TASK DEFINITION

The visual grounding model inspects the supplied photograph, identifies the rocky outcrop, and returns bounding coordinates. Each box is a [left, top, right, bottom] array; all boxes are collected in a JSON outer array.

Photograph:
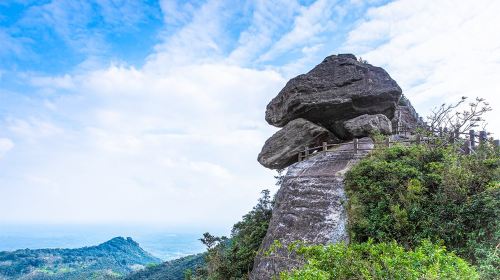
[[393, 95, 423, 131], [257, 118, 338, 170], [265, 54, 402, 135], [251, 54, 419, 279], [343, 114, 392, 137], [251, 138, 374, 280], [258, 54, 402, 169]]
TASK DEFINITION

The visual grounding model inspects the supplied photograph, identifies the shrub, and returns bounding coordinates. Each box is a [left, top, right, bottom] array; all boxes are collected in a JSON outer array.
[[281, 240, 478, 280], [344, 143, 499, 278]]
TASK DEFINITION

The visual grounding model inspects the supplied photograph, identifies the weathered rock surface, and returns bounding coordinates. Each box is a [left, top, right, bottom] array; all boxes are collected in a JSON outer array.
[[265, 54, 402, 134], [251, 138, 374, 280], [393, 95, 423, 131], [257, 118, 337, 170], [343, 114, 392, 137]]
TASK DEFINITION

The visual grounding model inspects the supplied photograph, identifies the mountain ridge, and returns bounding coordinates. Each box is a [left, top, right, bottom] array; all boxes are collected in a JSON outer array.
[[0, 236, 161, 280]]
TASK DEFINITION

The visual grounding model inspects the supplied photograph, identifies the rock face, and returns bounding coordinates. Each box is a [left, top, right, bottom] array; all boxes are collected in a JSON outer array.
[[343, 114, 392, 137], [265, 54, 402, 135], [257, 118, 338, 170], [393, 95, 423, 131], [251, 138, 374, 280]]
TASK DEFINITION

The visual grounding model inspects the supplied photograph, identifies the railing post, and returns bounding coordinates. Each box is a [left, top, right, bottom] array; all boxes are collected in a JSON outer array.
[[465, 139, 472, 155], [469, 130, 476, 149], [416, 134, 421, 144], [396, 111, 401, 134], [479, 131, 487, 145], [451, 128, 459, 143], [385, 137, 390, 148], [353, 138, 359, 153], [304, 146, 309, 158], [298, 152, 302, 162], [323, 142, 328, 151]]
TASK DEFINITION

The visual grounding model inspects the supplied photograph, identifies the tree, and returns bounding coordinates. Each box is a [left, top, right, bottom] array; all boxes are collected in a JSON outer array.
[[426, 96, 492, 135], [196, 190, 274, 279]]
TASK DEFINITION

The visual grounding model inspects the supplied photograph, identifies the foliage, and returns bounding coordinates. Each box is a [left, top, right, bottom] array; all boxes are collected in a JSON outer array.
[[280, 240, 478, 280], [194, 190, 273, 279], [345, 143, 499, 278], [124, 253, 205, 280], [0, 237, 161, 280]]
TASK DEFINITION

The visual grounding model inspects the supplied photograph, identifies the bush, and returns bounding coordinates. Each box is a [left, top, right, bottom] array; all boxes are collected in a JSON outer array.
[[280, 240, 478, 280], [344, 143, 499, 278]]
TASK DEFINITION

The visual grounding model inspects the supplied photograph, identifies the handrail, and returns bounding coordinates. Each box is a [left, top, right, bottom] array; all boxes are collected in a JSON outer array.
[[297, 126, 498, 162]]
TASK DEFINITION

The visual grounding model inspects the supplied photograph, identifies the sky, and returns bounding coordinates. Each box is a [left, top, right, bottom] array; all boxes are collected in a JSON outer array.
[[1, 0, 499, 233]]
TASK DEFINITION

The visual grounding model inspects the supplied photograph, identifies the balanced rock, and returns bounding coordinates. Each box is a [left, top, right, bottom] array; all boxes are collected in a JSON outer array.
[[343, 114, 392, 137], [265, 54, 402, 136], [257, 118, 337, 170]]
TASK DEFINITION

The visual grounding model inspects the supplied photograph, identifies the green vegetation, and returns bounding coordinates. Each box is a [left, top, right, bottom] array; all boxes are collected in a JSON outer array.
[[124, 253, 204, 280], [0, 237, 161, 280], [192, 190, 273, 279], [344, 142, 499, 278], [281, 240, 478, 280]]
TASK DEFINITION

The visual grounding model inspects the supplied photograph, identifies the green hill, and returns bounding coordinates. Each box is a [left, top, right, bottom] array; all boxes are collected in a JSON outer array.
[[0, 237, 161, 280], [124, 253, 204, 280]]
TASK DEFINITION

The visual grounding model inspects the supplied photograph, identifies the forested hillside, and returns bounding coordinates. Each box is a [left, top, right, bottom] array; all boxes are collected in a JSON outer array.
[[0, 237, 160, 280], [124, 253, 204, 280]]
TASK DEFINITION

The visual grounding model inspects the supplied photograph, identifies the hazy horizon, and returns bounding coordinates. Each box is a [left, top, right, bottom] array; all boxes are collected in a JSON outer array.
[[0, 223, 219, 260]]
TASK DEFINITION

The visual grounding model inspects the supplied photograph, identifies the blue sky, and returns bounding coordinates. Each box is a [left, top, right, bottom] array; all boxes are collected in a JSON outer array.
[[1, 0, 499, 231]]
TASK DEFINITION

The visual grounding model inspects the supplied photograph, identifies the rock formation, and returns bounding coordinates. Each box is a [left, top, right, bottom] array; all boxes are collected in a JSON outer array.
[[343, 114, 392, 137], [257, 118, 338, 170], [252, 54, 415, 279], [393, 95, 424, 131], [265, 54, 401, 134], [258, 53, 402, 170], [251, 139, 374, 279]]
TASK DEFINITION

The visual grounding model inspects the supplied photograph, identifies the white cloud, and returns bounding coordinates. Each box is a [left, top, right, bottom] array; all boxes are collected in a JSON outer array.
[[258, 0, 339, 63], [344, 0, 500, 133], [145, 0, 239, 70], [7, 118, 64, 140], [0, 138, 14, 158], [227, 0, 301, 66], [0, 28, 31, 58], [159, 0, 201, 25], [0, 61, 283, 227]]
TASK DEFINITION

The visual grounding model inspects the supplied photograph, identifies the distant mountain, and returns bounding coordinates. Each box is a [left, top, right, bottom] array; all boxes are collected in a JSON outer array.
[[0, 237, 161, 280], [124, 253, 204, 280]]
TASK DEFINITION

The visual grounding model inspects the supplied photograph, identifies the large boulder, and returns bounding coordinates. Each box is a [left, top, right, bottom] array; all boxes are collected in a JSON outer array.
[[343, 114, 392, 137], [257, 118, 337, 170], [265, 54, 402, 135]]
